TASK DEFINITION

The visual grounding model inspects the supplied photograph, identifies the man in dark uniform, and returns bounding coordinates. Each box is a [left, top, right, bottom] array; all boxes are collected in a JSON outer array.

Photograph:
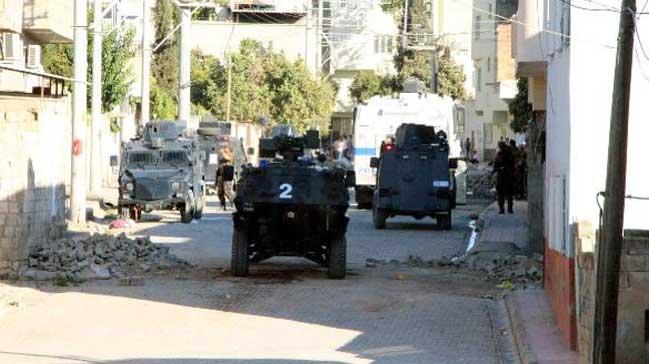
[[493, 141, 515, 214], [216, 146, 234, 211]]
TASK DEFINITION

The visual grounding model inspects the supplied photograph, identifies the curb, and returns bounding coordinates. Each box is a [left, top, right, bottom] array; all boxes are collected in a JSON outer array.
[[504, 294, 538, 364]]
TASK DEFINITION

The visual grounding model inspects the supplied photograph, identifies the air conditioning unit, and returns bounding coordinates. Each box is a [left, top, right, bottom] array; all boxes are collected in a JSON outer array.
[[26, 45, 41, 69], [1, 33, 22, 61]]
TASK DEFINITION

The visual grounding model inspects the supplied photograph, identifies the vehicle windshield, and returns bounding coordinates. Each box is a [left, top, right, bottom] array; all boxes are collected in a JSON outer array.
[[125, 150, 190, 169]]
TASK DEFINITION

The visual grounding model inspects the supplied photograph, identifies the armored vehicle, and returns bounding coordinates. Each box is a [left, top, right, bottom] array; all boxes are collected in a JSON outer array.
[[196, 121, 248, 193], [116, 121, 205, 223], [370, 124, 457, 230], [231, 129, 355, 279]]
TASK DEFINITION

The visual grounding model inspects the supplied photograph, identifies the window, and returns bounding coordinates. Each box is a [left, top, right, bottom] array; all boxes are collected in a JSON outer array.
[[487, 57, 491, 72], [339, 0, 347, 7], [374, 36, 394, 54], [549, 175, 568, 253], [484, 123, 493, 145], [474, 15, 481, 40], [476, 66, 482, 91], [488, 4, 492, 18], [455, 107, 466, 134]]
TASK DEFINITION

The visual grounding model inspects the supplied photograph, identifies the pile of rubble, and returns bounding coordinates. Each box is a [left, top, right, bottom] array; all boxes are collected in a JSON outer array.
[[369, 242, 543, 290], [22, 233, 191, 282], [466, 163, 495, 199]]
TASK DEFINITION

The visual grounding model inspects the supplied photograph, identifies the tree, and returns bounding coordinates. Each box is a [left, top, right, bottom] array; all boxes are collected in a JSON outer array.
[[190, 40, 336, 133], [437, 56, 467, 100], [508, 78, 533, 133], [387, 0, 467, 99], [41, 12, 135, 113], [349, 71, 394, 103]]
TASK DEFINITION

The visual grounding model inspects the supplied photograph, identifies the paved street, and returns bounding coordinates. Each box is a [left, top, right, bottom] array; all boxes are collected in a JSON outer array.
[[0, 197, 517, 364]]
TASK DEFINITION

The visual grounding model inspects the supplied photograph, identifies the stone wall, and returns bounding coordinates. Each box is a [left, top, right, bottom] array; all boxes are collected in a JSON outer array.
[[0, 95, 71, 277], [577, 226, 649, 364]]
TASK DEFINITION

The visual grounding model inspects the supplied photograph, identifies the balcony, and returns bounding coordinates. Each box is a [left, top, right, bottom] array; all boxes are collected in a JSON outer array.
[[512, 0, 547, 78], [22, 0, 73, 44]]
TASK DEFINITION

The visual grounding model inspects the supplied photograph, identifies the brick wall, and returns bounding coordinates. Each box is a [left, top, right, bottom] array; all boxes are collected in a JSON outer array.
[[0, 95, 71, 277], [577, 227, 649, 364]]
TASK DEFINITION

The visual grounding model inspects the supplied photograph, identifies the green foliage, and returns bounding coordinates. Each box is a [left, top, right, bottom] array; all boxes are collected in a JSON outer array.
[[386, 0, 467, 100], [150, 83, 177, 120], [151, 0, 180, 119], [41, 12, 135, 113], [42, 44, 73, 79], [190, 40, 336, 133], [437, 56, 467, 100], [349, 71, 395, 103], [89, 23, 136, 112], [508, 78, 533, 133]]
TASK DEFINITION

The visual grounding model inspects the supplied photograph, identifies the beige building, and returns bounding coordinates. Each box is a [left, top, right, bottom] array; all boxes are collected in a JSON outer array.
[[0, 0, 73, 277], [461, 0, 517, 161]]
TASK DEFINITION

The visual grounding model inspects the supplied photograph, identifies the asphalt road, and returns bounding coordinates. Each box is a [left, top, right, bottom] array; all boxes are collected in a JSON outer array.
[[0, 197, 518, 364]]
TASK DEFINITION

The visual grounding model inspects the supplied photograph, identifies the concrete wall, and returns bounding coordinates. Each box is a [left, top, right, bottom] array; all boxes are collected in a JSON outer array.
[[577, 228, 649, 364], [0, 0, 24, 33], [0, 95, 71, 277], [21, 0, 73, 43], [191, 20, 318, 74]]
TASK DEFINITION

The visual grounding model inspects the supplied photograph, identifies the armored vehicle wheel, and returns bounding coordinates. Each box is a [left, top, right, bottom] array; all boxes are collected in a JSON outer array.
[[437, 210, 452, 230], [231, 229, 249, 277], [180, 191, 195, 224], [372, 207, 387, 229], [194, 192, 205, 220], [327, 235, 347, 279]]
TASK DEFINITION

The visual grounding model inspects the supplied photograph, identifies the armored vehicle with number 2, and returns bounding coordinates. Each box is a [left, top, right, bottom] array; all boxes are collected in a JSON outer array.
[[231, 129, 355, 279]]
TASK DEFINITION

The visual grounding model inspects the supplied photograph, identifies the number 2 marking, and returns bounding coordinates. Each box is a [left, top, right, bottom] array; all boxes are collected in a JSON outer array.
[[279, 183, 293, 199]]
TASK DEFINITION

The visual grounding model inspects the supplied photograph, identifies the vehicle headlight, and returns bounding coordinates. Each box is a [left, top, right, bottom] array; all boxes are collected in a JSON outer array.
[[126, 182, 134, 192], [171, 181, 181, 192]]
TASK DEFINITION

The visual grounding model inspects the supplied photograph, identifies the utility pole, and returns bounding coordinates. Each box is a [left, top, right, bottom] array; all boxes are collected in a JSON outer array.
[[305, 1, 313, 71], [90, 0, 103, 196], [402, 0, 409, 49], [71, 0, 88, 224], [141, 0, 151, 126], [315, 0, 323, 77], [592, 0, 636, 362], [226, 52, 232, 122], [178, 6, 191, 122]]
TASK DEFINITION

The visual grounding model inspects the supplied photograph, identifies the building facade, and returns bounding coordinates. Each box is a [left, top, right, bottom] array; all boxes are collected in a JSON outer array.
[[514, 0, 649, 358], [324, 0, 399, 136], [0, 0, 73, 277], [462, 0, 517, 161]]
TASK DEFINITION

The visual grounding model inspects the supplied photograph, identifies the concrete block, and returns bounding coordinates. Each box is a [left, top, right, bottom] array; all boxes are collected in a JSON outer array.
[[628, 272, 649, 289], [626, 238, 649, 255], [619, 272, 630, 289], [620, 254, 647, 272]]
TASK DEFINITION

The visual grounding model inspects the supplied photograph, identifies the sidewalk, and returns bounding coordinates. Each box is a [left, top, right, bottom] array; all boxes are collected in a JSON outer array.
[[477, 200, 577, 364]]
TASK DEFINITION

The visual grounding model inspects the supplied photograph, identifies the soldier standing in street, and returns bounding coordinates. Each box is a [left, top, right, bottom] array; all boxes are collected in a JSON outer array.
[[216, 146, 234, 211], [493, 141, 515, 214]]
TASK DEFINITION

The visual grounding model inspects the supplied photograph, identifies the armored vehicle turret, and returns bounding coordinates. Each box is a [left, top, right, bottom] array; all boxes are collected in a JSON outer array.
[[231, 128, 355, 279], [370, 123, 457, 230], [116, 121, 205, 223]]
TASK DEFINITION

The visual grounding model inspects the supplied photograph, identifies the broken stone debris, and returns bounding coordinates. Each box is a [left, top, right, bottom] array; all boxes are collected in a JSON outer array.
[[466, 163, 495, 199], [23, 233, 191, 282]]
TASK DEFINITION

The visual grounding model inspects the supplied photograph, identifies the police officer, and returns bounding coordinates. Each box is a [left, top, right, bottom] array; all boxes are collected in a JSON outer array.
[[493, 141, 515, 214], [216, 146, 234, 211]]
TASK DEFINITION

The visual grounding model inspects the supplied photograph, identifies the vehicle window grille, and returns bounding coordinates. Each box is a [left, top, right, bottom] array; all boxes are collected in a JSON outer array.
[[129, 153, 153, 164], [162, 151, 187, 163]]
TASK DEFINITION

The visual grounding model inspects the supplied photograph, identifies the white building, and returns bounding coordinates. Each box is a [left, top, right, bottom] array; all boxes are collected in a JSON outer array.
[[461, 0, 517, 161], [191, 1, 318, 74], [514, 0, 649, 356], [324, 0, 399, 136]]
